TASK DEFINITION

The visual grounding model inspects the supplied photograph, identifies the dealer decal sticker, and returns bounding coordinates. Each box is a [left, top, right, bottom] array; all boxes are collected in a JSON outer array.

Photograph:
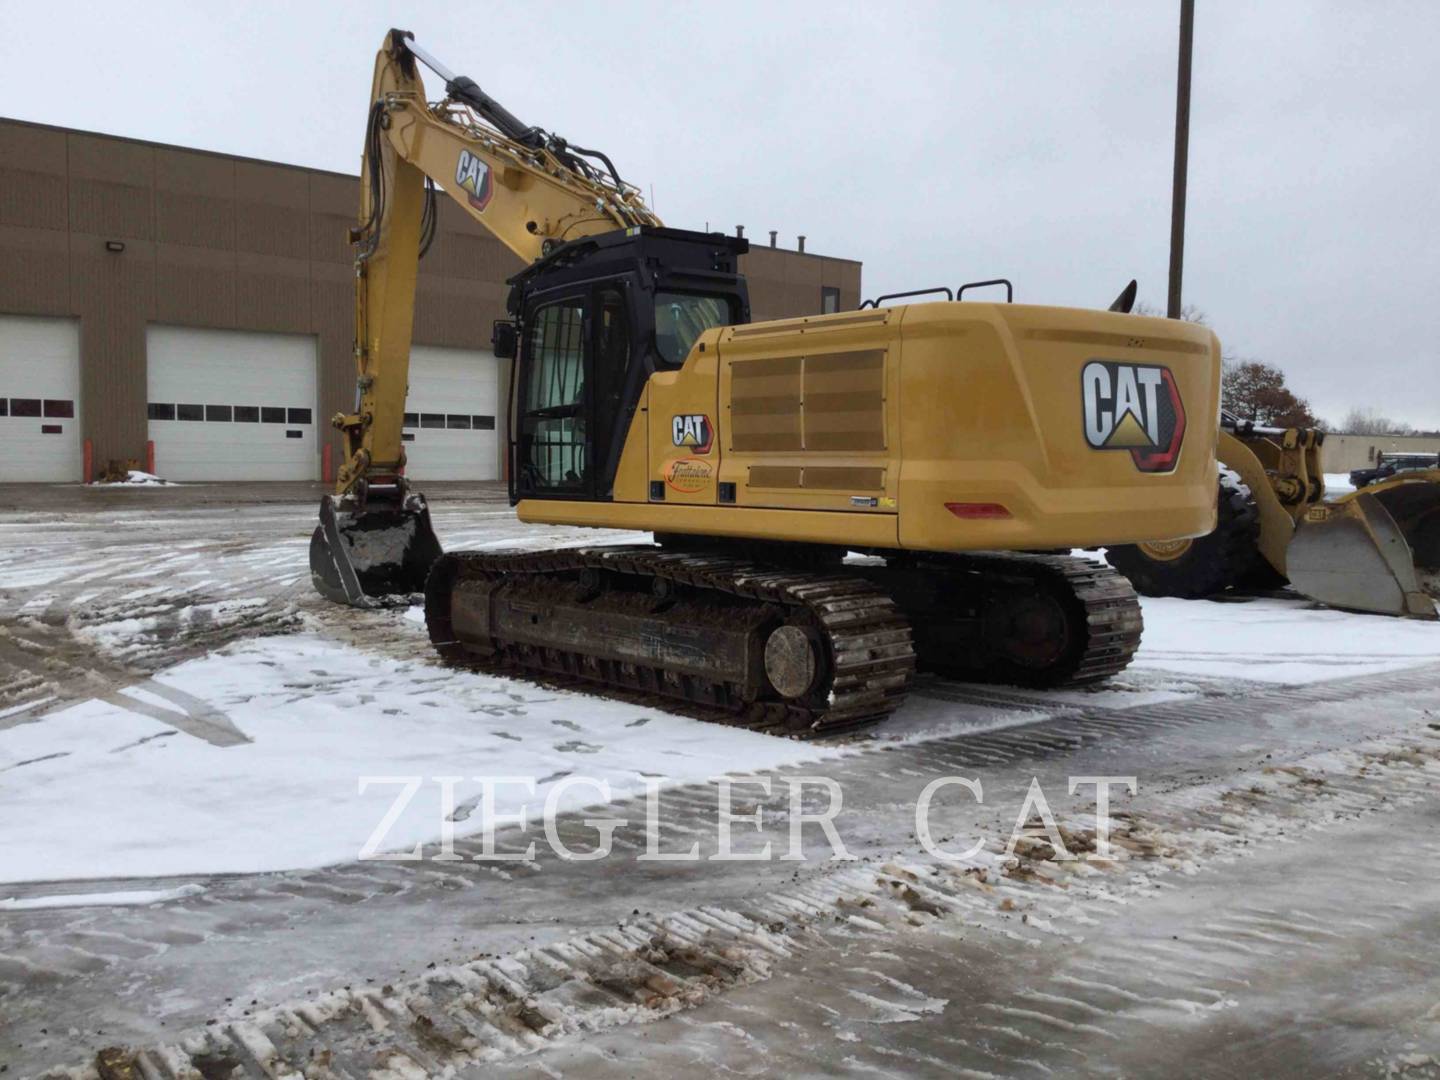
[[664, 457, 712, 494]]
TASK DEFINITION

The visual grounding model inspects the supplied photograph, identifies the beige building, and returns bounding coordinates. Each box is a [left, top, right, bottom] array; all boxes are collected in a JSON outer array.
[[0, 117, 860, 482], [1321, 433, 1440, 474]]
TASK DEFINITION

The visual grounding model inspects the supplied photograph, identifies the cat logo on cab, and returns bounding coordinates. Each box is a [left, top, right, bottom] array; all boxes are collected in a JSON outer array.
[[671, 414, 713, 454], [1081, 360, 1186, 473]]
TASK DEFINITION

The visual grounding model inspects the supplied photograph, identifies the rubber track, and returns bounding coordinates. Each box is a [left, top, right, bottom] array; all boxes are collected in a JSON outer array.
[[432, 546, 917, 737]]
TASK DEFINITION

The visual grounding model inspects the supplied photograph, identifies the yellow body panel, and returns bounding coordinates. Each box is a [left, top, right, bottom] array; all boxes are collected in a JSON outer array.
[[648, 347, 722, 505], [718, 310, 900, 514], [521, 500, 901, 548], [610, 383, 651, 503], [519, 301, 1222, 552]]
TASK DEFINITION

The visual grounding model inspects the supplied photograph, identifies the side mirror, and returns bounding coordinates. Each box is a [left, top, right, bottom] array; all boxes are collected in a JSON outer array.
[[491, 319, 518, 360]]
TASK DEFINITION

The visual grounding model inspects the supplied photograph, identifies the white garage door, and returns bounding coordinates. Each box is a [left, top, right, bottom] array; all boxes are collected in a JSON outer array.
[[0, 315, 81, 482], [147, 326, 318, 481], [403, 345, 500, 481]]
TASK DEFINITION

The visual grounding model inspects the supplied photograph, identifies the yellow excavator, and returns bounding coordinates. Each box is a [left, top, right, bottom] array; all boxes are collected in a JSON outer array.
[[1104, 414, 1439, 618], [309, 30, 1224, 735]]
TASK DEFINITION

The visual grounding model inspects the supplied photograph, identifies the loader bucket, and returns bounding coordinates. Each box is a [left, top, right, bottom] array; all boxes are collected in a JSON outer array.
[[309, 494, 444, 608], [1286, 472, 1440, 619]]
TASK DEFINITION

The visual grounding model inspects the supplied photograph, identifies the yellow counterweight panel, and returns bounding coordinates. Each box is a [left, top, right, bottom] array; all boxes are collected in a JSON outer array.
[[895, 303, 1220, 551]]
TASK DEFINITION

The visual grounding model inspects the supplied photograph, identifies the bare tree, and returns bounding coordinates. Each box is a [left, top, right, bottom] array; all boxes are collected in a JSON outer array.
[[1340, 407, 1416, 436], [1132, 301, 1208, 325]]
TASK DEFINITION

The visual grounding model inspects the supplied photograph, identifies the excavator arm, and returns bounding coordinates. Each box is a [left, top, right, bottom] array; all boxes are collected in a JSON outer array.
[[311, 29, 659, 606]]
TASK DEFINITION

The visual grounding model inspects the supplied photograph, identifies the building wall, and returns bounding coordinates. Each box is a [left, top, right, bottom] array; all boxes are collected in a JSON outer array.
[[0, 117, 862, 479], [1320, 433, 1440, 473]]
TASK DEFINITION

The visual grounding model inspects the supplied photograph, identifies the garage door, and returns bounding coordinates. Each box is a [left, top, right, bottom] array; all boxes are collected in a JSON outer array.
[[147, 326, 318, 481], [403, 345, 500, 481], [0, 315, 81, 482]]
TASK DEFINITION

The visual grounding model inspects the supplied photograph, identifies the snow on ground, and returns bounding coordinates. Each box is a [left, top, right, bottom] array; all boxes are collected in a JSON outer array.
[[0, 884, 204, 910], [91, 470, 173, 487], [1324, 472, 1356, 494], [869, 697, 1055, 745], [0, 634, 849, 884], [1131, 593, 1437, 682], [4, 591, 1433, 885], [1, 494, 1435, 889]]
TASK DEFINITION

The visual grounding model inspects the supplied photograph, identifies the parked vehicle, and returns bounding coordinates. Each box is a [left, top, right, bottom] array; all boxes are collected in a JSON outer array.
[[1351, 452, 1440, 489]]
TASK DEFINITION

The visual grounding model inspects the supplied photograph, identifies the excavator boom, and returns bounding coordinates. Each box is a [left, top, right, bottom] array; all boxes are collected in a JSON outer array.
[[310, 29, 659, 606]]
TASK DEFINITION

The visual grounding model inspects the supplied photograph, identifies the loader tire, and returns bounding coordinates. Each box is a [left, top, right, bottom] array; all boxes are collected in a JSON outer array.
[[1104, 469, 1260, 598]]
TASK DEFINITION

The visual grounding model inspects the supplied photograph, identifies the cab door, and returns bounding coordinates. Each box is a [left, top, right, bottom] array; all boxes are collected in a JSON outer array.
[[514, 291, 591, 499], [512, 282, 642, 501]]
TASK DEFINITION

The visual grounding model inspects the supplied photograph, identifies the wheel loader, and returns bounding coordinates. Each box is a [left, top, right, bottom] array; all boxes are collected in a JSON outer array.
[[309, 30, 1224, 736], [1105, 413, 1440, 618]]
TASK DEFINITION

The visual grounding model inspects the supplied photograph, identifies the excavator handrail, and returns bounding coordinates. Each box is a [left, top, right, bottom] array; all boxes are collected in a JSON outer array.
[[858, 287, 954, 309], [957, 278, 1014, 303]]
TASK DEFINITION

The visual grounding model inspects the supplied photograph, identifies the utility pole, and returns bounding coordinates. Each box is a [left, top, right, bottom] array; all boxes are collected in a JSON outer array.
[[1168, 0, 1195, 319]]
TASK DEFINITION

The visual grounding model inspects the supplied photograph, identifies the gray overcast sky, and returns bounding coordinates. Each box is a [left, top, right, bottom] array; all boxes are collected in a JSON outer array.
[[5, 0, 1437, 428]]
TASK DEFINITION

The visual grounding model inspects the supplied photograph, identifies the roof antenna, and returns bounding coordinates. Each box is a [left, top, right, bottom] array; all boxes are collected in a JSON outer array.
[[1109, 279, 1138, 313]]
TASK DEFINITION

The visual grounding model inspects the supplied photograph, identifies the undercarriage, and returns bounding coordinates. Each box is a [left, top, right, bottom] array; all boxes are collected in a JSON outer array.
[[424, 544, 1142, 736]]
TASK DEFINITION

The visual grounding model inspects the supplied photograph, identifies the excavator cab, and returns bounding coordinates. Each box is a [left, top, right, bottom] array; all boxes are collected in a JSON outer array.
[[505, 227, 749, 504], [310, 226, 747, 608]]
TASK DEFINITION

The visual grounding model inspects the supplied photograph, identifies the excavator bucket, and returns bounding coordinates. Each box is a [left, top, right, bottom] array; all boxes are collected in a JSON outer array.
[[309, 494, 444, 608], [1286, 471, 1440, 619]]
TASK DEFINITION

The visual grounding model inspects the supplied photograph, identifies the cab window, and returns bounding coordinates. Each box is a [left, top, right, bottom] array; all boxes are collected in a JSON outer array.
[[520, 297, 587, 491], [654, 293, 731, 366]]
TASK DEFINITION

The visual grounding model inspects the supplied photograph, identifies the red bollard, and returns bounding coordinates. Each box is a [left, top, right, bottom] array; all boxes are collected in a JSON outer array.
[[145, 440, 156, 476]]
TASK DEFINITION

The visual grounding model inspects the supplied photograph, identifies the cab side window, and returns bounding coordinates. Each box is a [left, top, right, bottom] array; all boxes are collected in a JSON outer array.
[[520, 297, 587, 492]]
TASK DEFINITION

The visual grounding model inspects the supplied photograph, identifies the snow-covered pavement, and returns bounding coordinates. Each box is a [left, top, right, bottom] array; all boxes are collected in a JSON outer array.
[[4, 497, 1433, 885], [0, 633, 847, 883], [0, 482, 1436, 1078]]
